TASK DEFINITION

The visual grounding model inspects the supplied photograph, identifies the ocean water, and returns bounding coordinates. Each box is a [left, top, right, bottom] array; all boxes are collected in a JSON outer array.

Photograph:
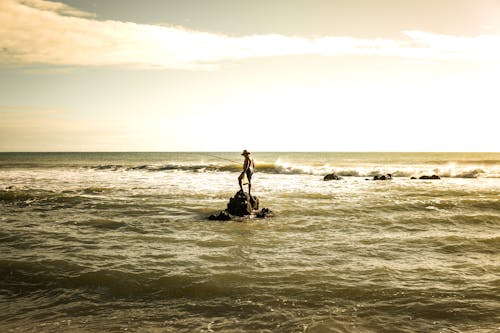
[[0, 152, 499, 333]]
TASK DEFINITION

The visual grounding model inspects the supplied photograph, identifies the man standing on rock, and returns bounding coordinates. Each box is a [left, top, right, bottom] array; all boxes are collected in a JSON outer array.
[[238, 150, 255, 196]]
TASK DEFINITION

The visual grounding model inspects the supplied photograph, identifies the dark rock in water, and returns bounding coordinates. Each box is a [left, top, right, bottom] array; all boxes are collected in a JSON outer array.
[[419, 175, 441, 180], [130, 165, 148, 170], [227, 190, 259, 216], [256, 208, 273, 218], [410, 177, 417, 180], [323, 173, 343, 181], [208, 191, 272, 220], [373, 173, 392, 180], [208, 210, 232, 221]]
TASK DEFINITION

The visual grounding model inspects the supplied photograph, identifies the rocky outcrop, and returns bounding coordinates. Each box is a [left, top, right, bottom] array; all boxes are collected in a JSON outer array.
[[208, 210, 232, 221], [208, 190, 272, 221], [227, 190, 259, 216], [256, 208, 273, 218], [373, 173, 392, 180], [323, 173, 343, 181], [419, 175, 441, 180]]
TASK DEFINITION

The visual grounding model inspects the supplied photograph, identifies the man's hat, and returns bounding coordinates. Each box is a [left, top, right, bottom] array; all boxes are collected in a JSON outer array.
[[241, 149, 251, 156]]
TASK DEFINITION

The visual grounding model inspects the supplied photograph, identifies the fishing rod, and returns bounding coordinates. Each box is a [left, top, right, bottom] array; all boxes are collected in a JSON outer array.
[[196, 153, 240, 164]]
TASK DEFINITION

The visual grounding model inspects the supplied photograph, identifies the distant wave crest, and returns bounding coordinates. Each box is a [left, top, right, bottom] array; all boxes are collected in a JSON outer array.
[[88, 162, 500, 178]]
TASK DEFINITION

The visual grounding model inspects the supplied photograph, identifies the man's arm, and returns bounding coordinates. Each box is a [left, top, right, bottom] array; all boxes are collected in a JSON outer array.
[[245, 157, 253, 172]]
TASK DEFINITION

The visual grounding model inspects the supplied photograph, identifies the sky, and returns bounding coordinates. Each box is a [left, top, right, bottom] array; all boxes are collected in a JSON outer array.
[[1, 0, 499, 152]]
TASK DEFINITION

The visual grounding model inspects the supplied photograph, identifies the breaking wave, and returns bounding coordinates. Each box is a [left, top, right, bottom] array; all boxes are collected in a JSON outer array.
[[0, 187, 117, 206], [87, 162, 500, 178]]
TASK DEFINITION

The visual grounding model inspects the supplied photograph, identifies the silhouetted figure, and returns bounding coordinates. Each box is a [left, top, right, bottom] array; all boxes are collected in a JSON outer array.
[[238, 150, 254, 196]]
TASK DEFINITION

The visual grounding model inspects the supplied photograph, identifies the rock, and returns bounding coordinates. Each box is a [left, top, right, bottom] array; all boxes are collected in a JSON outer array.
[[130, 165, 148, 170], [208, 191, 272, 220], [373, 173, 392, 180], [256, 208, 273, 218], [323, 173, 343, 181], [419, 175, 441, 180], [208, 210, 232, 221], [410, 177, 417, 180], [227, 190, 259, 217]]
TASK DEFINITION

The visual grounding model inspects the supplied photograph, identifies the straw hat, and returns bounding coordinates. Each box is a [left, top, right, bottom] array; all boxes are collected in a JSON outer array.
[[241, 149, 251, 156]]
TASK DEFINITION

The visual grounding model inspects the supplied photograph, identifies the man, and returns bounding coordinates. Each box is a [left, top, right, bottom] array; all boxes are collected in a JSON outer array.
[[238, 149, 255, 196]]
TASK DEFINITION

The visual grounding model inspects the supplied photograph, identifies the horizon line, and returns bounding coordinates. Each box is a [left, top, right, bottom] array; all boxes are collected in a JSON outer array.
[[0, 151, 498, 154]]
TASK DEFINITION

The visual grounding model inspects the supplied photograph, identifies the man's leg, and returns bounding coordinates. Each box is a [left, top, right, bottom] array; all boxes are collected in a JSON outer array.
[[238, 176, 243, 192]]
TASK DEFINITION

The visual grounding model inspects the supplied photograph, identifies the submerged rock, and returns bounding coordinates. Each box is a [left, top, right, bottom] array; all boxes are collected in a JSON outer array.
[[256, 208, 273, 218], [208, 190, 272, 221], [419, 175, 441, 180], [208, 210, 232, 221], [323, 173, 343, 181], [373, 173, 392, 180]]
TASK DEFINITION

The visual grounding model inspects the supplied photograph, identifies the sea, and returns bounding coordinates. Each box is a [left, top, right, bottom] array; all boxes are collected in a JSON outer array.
[[0, 152, 499, 333]]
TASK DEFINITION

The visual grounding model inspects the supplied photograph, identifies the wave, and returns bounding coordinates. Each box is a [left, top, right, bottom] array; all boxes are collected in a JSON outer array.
[[424, 159, 500, 165], [0, 258, 252, 298], [2, 161, 497, 178], [89, 163, 241, 173], [447, 169, 486, 179], [0, 187, 117, 205], [86, 162, 500, 178]]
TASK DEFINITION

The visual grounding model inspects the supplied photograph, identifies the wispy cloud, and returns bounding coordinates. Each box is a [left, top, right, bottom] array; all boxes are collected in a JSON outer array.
[[402, 30, 500, 61], [1, 0, 499, 70], [18, 0, 94, 18]]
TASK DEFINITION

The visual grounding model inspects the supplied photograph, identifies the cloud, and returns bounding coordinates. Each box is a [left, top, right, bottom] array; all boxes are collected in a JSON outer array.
[[1, 0, 499, 70], [18, 0, 94, 18], [402, 30, 500, 61]]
